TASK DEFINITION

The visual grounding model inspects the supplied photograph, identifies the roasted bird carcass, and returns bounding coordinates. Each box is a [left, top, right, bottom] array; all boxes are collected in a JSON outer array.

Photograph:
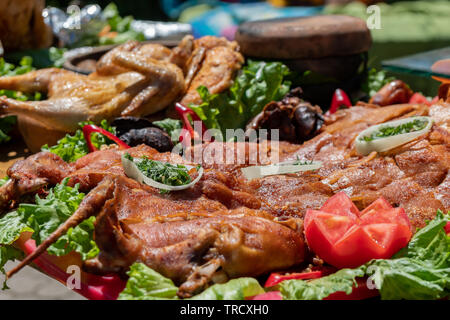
[[0, 36, 243, 134], [2, 145, 305, 298]]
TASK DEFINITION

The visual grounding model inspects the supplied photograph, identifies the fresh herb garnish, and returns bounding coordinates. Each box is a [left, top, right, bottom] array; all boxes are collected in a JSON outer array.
[[360, 118, 428, 142], [125, 153, 192, 193]]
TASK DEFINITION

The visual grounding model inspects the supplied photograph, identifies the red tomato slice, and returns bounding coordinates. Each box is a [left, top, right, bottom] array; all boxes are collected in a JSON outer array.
[[304, 193, 413, 269], [445, 221, 450, 235], [409, 92, 431, 105], [319, 192, 360, 217]]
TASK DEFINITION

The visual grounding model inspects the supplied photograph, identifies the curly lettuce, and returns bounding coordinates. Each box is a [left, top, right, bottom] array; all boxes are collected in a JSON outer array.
[[190, 60, 292, 136], [41, 120, 116, 163], [0, 179, 99, 287]]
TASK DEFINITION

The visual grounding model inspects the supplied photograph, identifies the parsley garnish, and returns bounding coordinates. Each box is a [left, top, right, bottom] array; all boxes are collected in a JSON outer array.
[[360, 119, 428, 142], [125, 153, 192, 193]]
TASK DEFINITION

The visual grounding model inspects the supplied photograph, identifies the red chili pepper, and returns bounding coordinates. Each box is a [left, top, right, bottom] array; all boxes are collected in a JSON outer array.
[[175, 102, 208, 147], [264, 270, 324, 288], [82, 124, 130, 152], [327, 88, 352, 115], [324, 277, 379, 300]]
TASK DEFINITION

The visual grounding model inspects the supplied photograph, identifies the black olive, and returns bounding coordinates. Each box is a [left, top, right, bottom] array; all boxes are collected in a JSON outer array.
[[119, 127, 173, 152], [111, 117, 154, 137]]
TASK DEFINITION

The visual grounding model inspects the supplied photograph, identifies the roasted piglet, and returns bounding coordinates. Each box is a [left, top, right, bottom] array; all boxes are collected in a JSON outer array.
[[4, 146, 305, 298], [2, 102, 448, 297]]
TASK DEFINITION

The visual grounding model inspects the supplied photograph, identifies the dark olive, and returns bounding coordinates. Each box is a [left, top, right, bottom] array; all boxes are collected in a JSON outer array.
[[111, 117, 154, 137], [119, 127, 173, 152]]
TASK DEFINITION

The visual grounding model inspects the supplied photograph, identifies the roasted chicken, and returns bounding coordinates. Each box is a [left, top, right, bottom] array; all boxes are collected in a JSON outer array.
[[0, 36, 243, 134]]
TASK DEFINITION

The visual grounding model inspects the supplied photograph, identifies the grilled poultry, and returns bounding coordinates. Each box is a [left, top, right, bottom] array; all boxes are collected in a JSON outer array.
[[0, 48, 185, 132], [0, 36, 243, 135], [1, 102, 448, 297], [179, 36, 244, 106]]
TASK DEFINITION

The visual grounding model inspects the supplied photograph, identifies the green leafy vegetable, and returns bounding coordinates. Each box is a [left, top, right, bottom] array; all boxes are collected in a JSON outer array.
[[0, 56, 42, 143], [118, 262, 265, 300], [42, 120, 116, 163], [0, 179, 99, 284], [0, 116, 16, 144], [49, 47, 67, 68], [118, 263, 179, 300], [99, 3, 145, 46], [281, 268, 366, 300], [0, 246, 23, 289], [280, 211, 450, 300], [190, 60, 292, 135], [361, 118, 429, 142], [190, 278, 265, 300], [153, 118, 183, 144], [362, 68, 396, 98]]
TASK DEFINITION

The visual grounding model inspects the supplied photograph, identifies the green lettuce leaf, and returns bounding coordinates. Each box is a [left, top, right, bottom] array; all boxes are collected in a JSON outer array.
[[0, 246, 24, 289], [280, 267, 366, 300], [0, 211, 33, 245], [280, 211, 450, 300], [118, 262, 264, 300], [118, 263, 179, 300], [47, 216, 99, 260], [190, 60, 292, 136], [190, 278, 265, 300], [42, 119, 116, 163], [153, 118, 183, 144], [0, 116, 16, 144], [0, 179, 99, 277]]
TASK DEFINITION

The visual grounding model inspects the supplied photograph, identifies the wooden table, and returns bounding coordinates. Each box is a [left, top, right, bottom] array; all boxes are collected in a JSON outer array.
[[0, 138, 31, 177]]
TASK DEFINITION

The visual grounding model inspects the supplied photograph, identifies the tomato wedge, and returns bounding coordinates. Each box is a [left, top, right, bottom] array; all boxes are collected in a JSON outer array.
[[304, 192, 413, 268]]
